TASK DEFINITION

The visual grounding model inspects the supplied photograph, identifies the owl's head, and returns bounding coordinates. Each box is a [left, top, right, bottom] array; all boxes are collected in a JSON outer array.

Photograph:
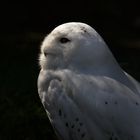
[[39, 22, 116, 74]]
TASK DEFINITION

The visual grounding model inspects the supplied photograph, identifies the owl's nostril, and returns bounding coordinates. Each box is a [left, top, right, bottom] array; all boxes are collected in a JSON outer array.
[[44, 52, 47, 56]]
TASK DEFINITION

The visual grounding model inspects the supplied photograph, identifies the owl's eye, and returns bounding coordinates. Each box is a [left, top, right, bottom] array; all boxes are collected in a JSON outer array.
[[59, 37, 70, 43]]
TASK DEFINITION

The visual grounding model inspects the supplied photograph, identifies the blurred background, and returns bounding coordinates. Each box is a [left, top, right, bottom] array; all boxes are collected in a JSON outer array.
[[0, 1, 140, 140]]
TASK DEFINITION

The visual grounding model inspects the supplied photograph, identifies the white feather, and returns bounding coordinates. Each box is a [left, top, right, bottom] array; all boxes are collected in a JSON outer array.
[[38, 22, 140, 140]]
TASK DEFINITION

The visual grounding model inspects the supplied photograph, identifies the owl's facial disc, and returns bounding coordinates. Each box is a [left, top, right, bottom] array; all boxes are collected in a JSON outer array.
[[40, 22, 105, 71]]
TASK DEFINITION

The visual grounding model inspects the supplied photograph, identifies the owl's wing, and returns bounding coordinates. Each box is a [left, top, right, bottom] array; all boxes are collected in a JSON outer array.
[[124, 72, 140, 96], [38, 70, 140, 140]]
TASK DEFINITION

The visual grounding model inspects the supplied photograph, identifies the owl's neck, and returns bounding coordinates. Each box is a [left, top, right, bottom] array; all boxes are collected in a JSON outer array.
[[67, 54, 136, 93]]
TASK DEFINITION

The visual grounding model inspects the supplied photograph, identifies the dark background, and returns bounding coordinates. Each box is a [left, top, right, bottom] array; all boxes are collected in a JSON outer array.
[[0, 1, 140, 140]]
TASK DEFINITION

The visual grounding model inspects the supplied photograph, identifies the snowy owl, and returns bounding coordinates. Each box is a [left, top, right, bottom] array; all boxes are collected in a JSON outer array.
[[38, 22, 140, 140]]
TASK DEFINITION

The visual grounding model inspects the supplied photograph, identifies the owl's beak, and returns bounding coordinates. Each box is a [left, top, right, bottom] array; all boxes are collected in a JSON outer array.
[[44, 48, 62, 58], [44, 51, 56, 57]]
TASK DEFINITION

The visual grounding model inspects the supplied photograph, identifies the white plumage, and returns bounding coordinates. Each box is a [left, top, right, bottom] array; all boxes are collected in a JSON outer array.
[[38, 22, 140, 140]]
